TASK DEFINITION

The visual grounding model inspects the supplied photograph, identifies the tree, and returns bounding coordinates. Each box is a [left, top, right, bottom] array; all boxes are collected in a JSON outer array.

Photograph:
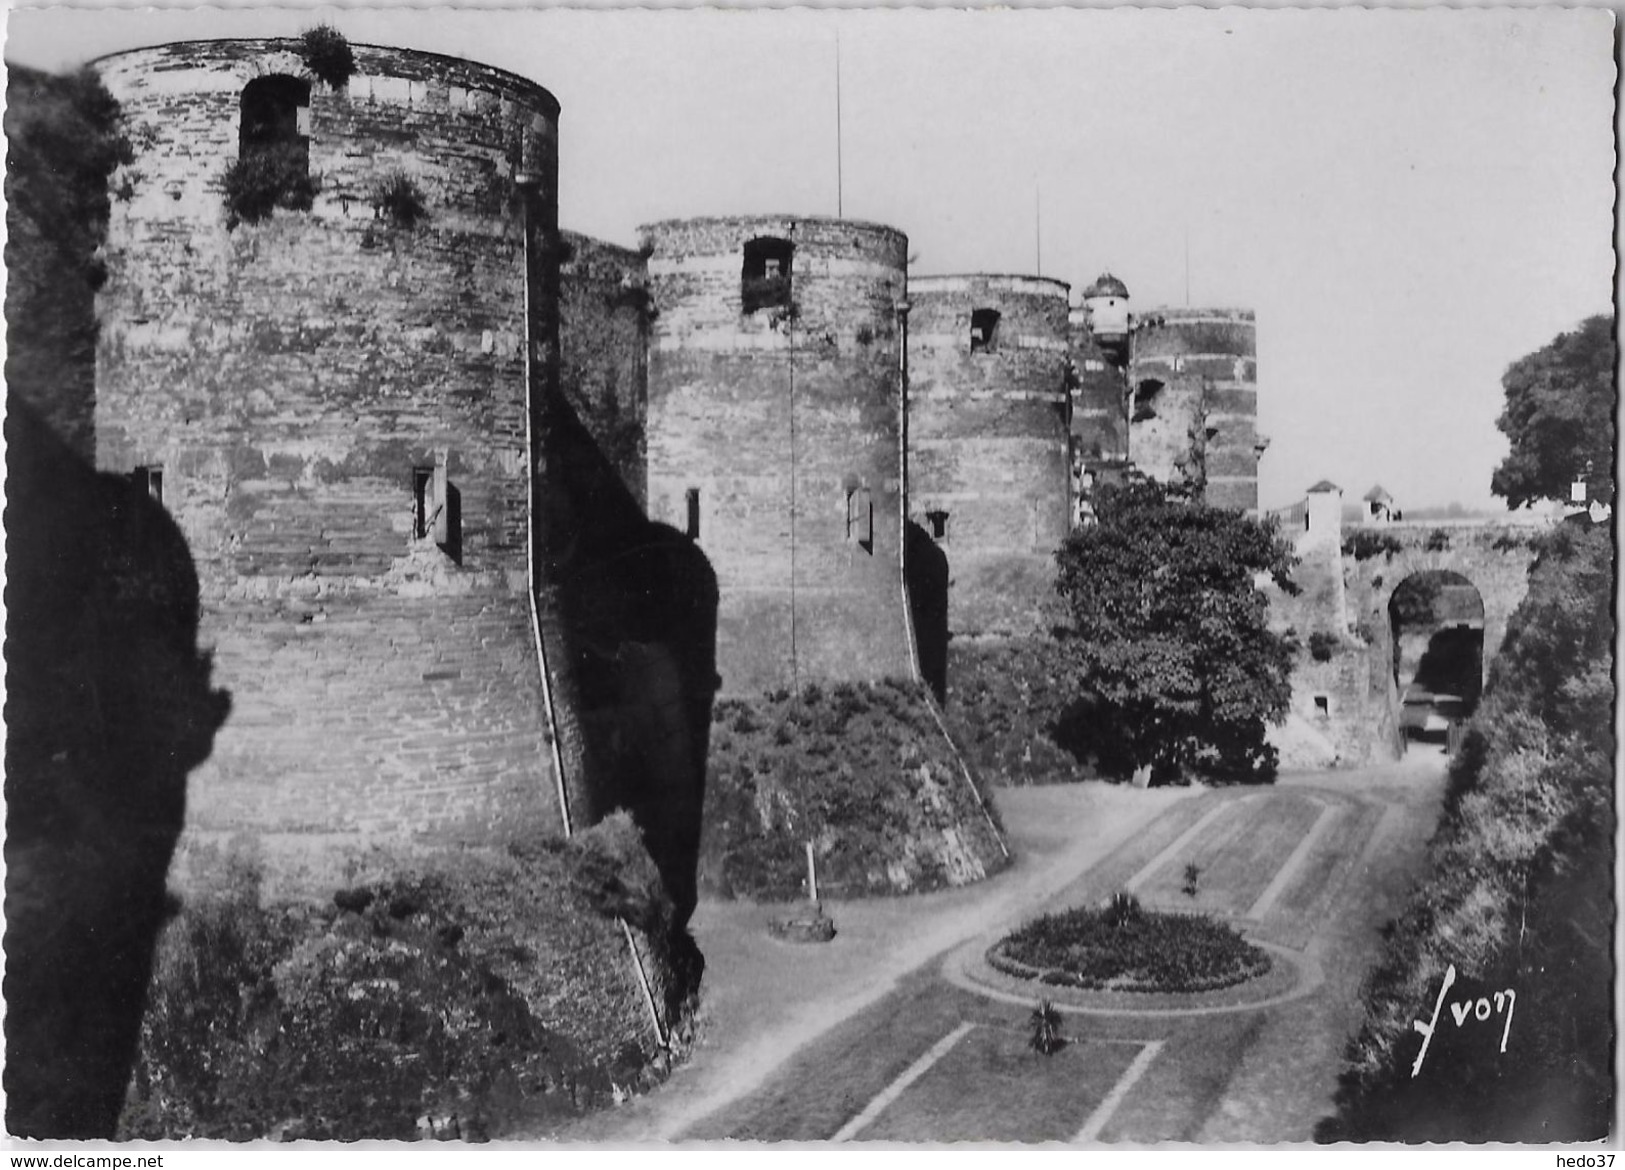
[[1490, 315, 1616, 509], [1053, 478, 1298, 783], [4, 66, 132, 457]]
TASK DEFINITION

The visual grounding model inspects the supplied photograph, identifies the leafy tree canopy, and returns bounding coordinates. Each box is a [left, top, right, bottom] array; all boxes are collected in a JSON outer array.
[[1053, 477, 1297, 784], [1490, 315, 1617, 509]]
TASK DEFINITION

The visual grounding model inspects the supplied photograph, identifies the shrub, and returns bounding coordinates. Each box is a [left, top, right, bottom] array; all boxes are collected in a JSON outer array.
[[222, 143, 318, 225], [372, 171, 428, 229], [941, 638, 1099, 785], [1308, 631, 1340, 662], [1425, 528, 1451, 551], [1343, 529, 1403, 561], [699, 678, 1007, 900], [1106, 890, 1143, 929], [120, 822, 694, 1141], [1182, 863, 1201, 898], [992, 900, 1270, 993], [300, 25, 356, 89]]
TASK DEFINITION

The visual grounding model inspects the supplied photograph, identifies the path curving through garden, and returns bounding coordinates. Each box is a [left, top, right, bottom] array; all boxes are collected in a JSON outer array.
[[539, 752, 1453, 1144]]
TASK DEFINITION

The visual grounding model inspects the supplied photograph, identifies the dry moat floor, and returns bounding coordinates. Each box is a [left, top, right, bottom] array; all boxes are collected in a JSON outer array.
[[538, 750, 1452, 1145]]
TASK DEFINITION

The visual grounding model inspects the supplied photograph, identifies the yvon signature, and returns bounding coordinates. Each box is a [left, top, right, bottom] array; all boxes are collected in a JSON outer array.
[[1410, 963, 1516, 1077]]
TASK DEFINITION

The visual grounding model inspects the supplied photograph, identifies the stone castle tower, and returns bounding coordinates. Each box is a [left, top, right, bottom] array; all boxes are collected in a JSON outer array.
[[1128, 307, 1262, 512], [641, 216, 916, 696], [91, 40, 567, 849], [908, 274, 1072, 635], [1068, 273, 1263, 516]]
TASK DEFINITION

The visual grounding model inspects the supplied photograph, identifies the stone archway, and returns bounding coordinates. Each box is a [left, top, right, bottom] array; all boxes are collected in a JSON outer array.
[[1338, 524, 1538, 758], [1388, 570, 1485, 744]]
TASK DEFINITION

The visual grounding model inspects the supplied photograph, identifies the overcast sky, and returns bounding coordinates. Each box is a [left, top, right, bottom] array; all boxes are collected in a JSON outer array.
[[6, 3, 1615, 511]]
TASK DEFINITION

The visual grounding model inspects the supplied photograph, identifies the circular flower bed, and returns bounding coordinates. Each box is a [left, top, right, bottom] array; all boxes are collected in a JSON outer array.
[[989, 896, 1271, 993]]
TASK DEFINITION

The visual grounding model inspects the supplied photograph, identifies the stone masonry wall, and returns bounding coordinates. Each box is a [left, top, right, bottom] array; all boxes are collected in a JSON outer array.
[[1267, 516, 1539, 766], [93, 41, 563, 848], [559, 230, 648, 505], [1129, 309, 1259, 512], [1068, 308, 1129, 467], [909, 275, 1071, 636], [643, 216, 915, 697]]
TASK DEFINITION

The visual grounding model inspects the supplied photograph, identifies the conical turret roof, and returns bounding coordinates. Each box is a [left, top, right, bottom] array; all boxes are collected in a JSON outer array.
[[1083, 272, 1129, 300]]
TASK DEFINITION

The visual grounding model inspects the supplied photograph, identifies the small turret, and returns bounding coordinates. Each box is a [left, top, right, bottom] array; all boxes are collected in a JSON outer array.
[[1081, 272, 1131, 365], [1305, 480, 1344, 545]]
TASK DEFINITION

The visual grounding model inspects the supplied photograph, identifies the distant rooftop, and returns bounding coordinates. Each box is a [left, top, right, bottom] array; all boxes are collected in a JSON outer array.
[[1307, 480, 1342, 494]]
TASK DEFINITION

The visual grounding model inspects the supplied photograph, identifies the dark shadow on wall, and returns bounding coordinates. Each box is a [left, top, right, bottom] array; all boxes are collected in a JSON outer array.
[[904, 520, 949, 701], [3, 395, 232, 1138], [534, 385, 719, 944]]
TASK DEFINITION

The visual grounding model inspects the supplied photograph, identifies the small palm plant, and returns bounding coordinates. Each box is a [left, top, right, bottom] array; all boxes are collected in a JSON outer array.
[[1029, 1000, 1064, 1056], [1182, 862, 1201, 898]]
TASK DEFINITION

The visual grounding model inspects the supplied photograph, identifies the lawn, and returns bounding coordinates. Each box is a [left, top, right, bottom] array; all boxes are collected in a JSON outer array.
[[855, 1027, 1144, 1143], [1133, 794, 1324, 914]]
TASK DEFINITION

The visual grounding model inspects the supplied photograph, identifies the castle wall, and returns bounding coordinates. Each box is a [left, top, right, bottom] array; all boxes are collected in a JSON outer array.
[[909, 275, 1071, 636], [642, 216, 914, 696], [1267, 517, 1539, 766], [92, 40, 563, 847], [1129, 309, 1259, 512], [559, 231, 649, 505], [1068, 307, 1129, 468]]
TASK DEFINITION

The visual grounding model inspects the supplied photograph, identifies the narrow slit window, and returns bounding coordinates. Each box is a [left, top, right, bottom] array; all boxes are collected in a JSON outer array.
[[685, 488, 701, 539], [926, 509, 950, 542], [846, 486, 873, 552], [970, 308, 1000, 353], [741, 237, 794, 314], [413, 466, 436, 540], [413, 459, 461, 562], [132, 465, 164, 505]]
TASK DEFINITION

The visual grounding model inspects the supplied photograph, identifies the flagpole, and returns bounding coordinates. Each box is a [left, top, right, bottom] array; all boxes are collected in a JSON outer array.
[[835, 29, 844, 218]]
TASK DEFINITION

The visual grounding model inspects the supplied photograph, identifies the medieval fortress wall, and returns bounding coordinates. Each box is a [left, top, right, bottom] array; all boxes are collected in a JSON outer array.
[[92, 41, 563, 848], [642, 216, 916, 696], [81, 36, 1274, 866], [908, 275, 1072, 635], [1128, 308, 1260, 513]]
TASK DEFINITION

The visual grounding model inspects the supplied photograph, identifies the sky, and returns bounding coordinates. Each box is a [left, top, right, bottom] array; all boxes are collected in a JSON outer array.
[[5, 3, 1615, 511]]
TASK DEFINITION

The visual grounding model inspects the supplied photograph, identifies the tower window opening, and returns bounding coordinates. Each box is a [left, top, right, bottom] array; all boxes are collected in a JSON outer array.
[[1313, 694, 1331, 718], [1132, 379, 1164, 422], [685, 488, 701, 539], [970, 308, 1000, 354], [742, 237, 794, 314], [413, 458, 462, 562], [132, 465, 164, 505], [926, 509, 950, 542], [236, 75, 315, 215], [846, 486, 873, 552]]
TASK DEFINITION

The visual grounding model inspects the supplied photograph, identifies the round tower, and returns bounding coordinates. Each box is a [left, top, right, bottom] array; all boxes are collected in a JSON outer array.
[[1081, 271, 1132, 366], [908, 274, 1072, 635], [1127, 307, 1260, 512], [640, 215, 913, 696], [91, 40, 562, 848]]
